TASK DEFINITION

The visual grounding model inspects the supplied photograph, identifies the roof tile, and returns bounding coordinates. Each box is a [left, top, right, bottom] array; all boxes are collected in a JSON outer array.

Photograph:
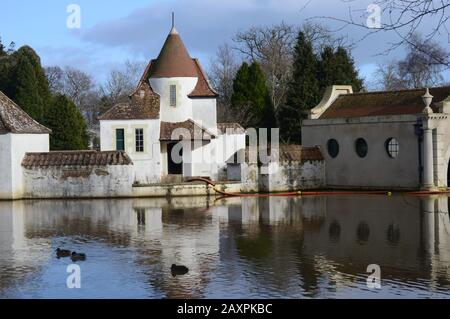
[[321, 86, 450, 119], [160, 120, 216, 141], [22, 151, 133, 168], [0, 91, 51, 134]]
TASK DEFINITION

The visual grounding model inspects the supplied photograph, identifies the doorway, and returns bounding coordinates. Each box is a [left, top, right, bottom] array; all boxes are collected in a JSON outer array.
[[167, 142, 183, 175]]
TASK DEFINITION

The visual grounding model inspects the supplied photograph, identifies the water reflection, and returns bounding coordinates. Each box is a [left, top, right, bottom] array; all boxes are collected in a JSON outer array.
[[0, 195, 449, 298]]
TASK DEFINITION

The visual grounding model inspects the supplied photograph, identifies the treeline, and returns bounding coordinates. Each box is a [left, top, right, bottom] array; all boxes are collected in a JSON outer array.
[[2, 21, 447, 149], [209, 23, 449, 144], [209, 22, 363, 144], [0, 37, 144, 150], [0, 41, 88, 150]]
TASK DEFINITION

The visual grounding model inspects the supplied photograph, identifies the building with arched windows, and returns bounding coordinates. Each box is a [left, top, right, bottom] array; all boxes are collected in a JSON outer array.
[[302, 85, 450, 190]]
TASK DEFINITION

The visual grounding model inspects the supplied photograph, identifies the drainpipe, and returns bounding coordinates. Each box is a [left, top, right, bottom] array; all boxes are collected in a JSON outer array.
[[414, 120, 423, 185]]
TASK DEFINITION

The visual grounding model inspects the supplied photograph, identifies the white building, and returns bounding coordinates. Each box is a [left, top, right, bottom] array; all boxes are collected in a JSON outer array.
[[302, 85, 450, 190], [99, 25, 245, 184], [0, 91, 50, 199]]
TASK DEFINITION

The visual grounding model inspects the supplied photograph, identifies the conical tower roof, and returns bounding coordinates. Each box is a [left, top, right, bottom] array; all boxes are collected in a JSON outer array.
[[149, 27, 198, 78]]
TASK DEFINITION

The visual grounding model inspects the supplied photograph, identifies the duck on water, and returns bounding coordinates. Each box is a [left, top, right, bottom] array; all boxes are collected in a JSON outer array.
[[171, 264, 189, 277]]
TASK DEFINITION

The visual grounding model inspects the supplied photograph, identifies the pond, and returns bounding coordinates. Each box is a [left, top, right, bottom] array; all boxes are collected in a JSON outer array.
[[0, 194, 449, 298]]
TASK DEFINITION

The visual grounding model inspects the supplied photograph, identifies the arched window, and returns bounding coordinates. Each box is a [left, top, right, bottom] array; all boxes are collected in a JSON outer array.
[[327, 139, 339, 158], [355, 138, 368, 158], [385, 138, 399, 158]]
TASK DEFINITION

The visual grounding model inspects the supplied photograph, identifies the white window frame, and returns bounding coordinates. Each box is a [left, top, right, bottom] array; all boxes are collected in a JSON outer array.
[[135, 128, 144, 152], [169, 85, 177, 106]]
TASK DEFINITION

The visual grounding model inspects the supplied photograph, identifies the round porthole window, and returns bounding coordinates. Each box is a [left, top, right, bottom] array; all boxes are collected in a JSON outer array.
[[385, 138, 399, 158], [355, 138, 368, 158], [327, 139, 339, 158]]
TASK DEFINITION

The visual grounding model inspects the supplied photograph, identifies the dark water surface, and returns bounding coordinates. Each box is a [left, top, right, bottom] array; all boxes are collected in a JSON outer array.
[[0, 195, 449, 298]]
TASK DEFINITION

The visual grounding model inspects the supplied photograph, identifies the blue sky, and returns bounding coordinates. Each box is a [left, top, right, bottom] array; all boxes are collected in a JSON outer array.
[[1, 0, 448, 87]]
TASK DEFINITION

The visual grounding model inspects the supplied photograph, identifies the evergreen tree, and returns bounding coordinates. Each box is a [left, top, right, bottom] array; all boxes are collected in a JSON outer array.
[[277, 32, 319, 144], [11, 54, 44, 120], [318, 46, 364, 94], [4, 46, 52, 122], [231, 62, 275, 129], [0, 37, 6, 56], [44, 94, 89, 150]]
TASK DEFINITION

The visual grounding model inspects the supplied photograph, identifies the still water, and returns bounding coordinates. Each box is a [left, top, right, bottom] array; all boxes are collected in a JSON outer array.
[[0, 194, 449, 299]]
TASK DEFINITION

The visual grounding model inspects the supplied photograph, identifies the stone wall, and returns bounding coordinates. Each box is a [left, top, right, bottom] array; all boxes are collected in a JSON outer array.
[[22, 165, 134, 199], [259, 160, 326, 192]]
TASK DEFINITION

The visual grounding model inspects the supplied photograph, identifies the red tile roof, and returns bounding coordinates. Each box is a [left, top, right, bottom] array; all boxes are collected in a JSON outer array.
[[160, 119, 216, 141], [150, 28, 198, 78], [217, 123, 245, 134], [0, 90, 51, 134], [188, 59, 218, 98], [98, 83, 160, 120], [320, 86, 450, 119], [132, 31, 217, 98], [22, 151, 133, 168]]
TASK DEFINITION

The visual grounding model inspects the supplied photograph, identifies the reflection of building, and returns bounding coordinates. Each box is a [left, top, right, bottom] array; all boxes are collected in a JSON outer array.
[[216, 195, 450, 295], [303, 85, 450, 190], [0, 195, 449, 297]]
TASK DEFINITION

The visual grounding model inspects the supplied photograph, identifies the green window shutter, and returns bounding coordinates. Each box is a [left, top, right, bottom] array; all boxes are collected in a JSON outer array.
[[116, 129, 125, 151]]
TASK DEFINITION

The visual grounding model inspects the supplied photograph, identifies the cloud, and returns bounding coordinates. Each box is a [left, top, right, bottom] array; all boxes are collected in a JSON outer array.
[[79, 0, 365, 59], [55, 0, 450, 83]]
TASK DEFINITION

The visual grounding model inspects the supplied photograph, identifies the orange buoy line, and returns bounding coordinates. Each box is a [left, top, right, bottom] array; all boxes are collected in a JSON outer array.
[[187, 178, 394, 197]]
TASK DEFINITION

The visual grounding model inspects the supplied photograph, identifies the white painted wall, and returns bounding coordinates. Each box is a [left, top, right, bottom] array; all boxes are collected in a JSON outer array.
[[213, 132, 246, 180], [100, 119, 161, 184], [23, 165, 134, 198], [191, 98, 217, 132], [0, 135, 12, 198], [149, 77, 197, 123], [259, 160, 326, 192], [0, 133, 49, 199]]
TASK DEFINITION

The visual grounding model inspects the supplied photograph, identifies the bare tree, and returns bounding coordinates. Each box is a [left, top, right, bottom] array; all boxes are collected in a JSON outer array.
[[314, 0, 450, 66], [64, 67, 95, 108], [375, 34, 447, 89], [208, 43, 240, 122], [375, 61, 407, 90], [45, 66, 64, 93], [101, 60, 146, 105], [233, 22, 296, 110], [45, 66, 98, 127], [301, 21, 351, 53]]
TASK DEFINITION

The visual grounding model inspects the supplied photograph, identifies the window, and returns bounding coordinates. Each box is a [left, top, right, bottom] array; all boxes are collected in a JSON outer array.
[[327, 139, 339, 158], [169, 85, 176, 106], [355, 138, 368, 158], [116, 129, 125, 151], [135, 128, 144, 152], [385, 138, 399, 158]]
